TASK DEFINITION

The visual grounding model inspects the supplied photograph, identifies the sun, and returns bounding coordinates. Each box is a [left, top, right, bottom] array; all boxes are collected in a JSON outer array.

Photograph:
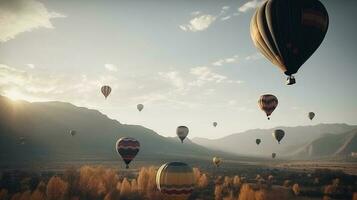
[[4, 89, 39, 102]]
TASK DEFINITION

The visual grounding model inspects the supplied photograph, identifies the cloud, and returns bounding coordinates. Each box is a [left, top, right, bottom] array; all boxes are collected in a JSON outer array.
[[189, 66, 227, 86], [190, 11, 201, 16], [245, 53, 263, 61], [238, 0, 264, 13], [158, 71, 186, 92], [212, 55, 239, 66], [27, 64, 35, 69], [180, 15, 217, 32], [104, 64, 118, 72], [221, 16, 231, 21], [0, 0, 66, 42]]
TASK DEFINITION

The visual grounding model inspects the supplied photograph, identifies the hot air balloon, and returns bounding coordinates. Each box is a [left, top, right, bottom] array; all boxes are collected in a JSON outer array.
[[272, 129, 285, 144], [137, 104, 144, 112], [213, 122, 218, 127], [256, 139, 261, 145], [116, 137, 140, 169], [258, 94, 278, 120], [308, 112, 315, 120], [177, 126, 189, 143], [250, 0, 329, 85], [19, 137, 25, 145], [69, 130, 76, 136], [272, 153, 276, 159], [156, 162, 195, 200], [101, 85, 111, 99], [213, 157, 222, 167]]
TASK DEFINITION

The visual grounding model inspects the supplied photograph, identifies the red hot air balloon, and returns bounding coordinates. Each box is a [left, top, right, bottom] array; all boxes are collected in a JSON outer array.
[[116, 137, 140, 169]]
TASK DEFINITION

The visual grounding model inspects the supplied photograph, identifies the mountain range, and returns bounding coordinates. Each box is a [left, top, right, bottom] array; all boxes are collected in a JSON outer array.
[[193, 124, 357, 159], [0, 96, 233, 167]]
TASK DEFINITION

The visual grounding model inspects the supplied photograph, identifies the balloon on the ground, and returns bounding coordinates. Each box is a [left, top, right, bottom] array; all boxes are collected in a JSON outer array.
[[116, 137, 140, 169], [156, 161, 195, 200]]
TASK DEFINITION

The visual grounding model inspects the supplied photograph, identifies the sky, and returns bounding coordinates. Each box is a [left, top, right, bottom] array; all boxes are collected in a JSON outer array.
[[0, 0, 357, 139]]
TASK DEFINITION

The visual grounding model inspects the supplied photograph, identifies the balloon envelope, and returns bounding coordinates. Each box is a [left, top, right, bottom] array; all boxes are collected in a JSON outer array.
[[272, 153, 276, 158], [272, 129, 285, 144], [213, 122, 218, 127], [101, 85, 111, 99], [258, 94, 278, 120], [116, 137, 140, 169], [308, 112, 315, 120], [177, 126, 189, 143], [137, 104, 144, 112], [250, 0, 329, 85], [213, 157, 222, 167], [69, 130, 76, 136], [256, 139, 261, 145], [156, 162, 195, 200]]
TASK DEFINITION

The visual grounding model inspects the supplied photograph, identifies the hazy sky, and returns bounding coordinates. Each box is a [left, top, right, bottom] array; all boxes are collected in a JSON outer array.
[[0, 0, 356, 139]]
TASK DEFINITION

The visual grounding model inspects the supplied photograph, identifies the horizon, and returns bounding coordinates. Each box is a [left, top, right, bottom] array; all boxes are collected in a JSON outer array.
[[1, 0, 357, 139]]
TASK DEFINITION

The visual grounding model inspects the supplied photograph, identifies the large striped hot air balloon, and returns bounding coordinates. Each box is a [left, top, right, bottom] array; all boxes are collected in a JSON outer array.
[[116, 137, 140, 169], [250, 0, 329, 85], [258, 94, 278, 120], [177, 126, 189, 143], [101, 85, 111, 99], [156, 162, 195, 200]]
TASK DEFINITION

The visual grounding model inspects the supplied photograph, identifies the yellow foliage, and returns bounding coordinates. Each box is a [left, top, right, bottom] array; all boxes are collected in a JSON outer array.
[[215, 184, 223, 200], [292, 184, 300, 195], [47, 176, 68, 200]]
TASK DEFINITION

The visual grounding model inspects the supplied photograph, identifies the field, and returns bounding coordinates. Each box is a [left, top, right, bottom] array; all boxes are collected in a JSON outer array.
[[0, 158, 356, 200]]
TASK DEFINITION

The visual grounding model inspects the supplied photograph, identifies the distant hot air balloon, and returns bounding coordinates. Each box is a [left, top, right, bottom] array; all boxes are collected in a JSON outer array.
[[272, 129, 285, 144], [156, 162, 195, 200], [258, 94, 278, 120], [177, 126, 189, 143], [272, 153, 276, 159], [256, 139, 261, 145], [101, 85, 111, 99], [213, 122, 218, 127], [308, 112, 315, 120], [250, 0, 329, 85], [137, 104, 144, 112], [19, 137, 25, 145], [69, 130, 76, 136], [116, 137, 140, 169], [213, 157, 222, 167]]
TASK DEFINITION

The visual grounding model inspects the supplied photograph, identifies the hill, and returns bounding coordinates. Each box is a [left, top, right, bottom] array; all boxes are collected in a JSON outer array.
[[192, 124, 357, 158], [292, 129, 357, 159], [0, 96, 234, 168]]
